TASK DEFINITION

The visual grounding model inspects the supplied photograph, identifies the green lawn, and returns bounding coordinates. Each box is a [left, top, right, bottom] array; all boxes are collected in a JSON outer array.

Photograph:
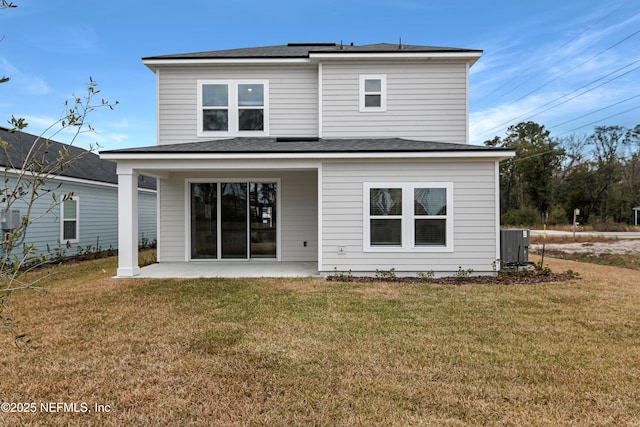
[[1, 255, 639, 426]]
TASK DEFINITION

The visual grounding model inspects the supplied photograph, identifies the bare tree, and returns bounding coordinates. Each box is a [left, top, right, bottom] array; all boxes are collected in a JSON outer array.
[[0, 79, 118, 346]]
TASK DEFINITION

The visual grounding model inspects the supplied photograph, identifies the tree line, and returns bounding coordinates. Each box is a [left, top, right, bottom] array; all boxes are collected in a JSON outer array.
[[485, 121, 640, 226]]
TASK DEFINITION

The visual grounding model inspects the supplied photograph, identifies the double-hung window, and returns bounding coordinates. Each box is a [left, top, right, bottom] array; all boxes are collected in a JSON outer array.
[[198, 80, 269, 136], [364, 182, 453, 252], [359, 74, 386, 112], [61, 196, 79, 243]]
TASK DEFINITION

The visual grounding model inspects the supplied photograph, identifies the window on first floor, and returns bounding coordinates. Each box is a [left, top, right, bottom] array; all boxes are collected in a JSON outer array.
[[359, 74, 386, 112], [364, 182, 453, 252], [61, 196, 79, 243], [198, 80, 269, 136]]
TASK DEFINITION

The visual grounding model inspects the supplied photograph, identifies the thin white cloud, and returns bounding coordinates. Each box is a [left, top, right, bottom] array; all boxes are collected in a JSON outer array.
[[0, 57, 52, 95], [18, 114, 61, 134], [84, 131, 130, 148], [470, 95, 548, 145], [107, 119, 133, 130]]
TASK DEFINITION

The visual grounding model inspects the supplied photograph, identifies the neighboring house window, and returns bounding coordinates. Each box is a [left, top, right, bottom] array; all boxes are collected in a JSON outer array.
[[198, 80, 269, 136], [359, 75, 386, 112], [364, 183, 453, 252], [61, 197, 79, 243]]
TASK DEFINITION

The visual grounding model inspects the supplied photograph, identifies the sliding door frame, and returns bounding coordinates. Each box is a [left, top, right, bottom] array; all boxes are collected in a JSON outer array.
[[185, 178, 281, 262]]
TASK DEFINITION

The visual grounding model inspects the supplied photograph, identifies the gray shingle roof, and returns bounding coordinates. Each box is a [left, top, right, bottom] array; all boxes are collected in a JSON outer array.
[[143, 42, 482, 60], [100, 137, 511, 155], [0, 127, 156, 190]]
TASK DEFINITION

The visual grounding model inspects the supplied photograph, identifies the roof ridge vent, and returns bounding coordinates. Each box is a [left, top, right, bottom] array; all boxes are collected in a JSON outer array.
[[287, 42, 337, 47], [276, 137, 319, 142]]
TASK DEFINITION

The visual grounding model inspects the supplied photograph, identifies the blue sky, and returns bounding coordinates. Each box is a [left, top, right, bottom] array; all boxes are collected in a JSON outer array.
[[1, 0, 639, 150]]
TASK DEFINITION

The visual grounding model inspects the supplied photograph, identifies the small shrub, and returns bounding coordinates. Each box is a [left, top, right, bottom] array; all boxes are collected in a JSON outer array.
[[375, 268, 396, 280], [535, 261, 552, 276], [454, 266, 474, 282], [417, 270, 435, 282], [46, 240, 69, 264], [139, 250, 157, 267], [332, 268, 353, 282], [564, 269, 580, 278], [140, 233, 157, 249]]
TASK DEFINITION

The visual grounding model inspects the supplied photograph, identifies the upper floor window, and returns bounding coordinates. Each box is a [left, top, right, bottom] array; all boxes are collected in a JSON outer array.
[[364, 182, 453, 252], [198, 80, 269, 136], [359, 74, 387, 112]]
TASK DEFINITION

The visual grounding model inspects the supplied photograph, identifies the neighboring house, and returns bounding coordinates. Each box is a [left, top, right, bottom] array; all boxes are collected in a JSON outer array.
[[0, 127, 157, 260], [101, 42, 514, 278]]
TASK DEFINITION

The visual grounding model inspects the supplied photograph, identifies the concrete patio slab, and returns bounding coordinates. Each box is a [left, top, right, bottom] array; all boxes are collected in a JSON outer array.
[[131, 261, 319, 279]]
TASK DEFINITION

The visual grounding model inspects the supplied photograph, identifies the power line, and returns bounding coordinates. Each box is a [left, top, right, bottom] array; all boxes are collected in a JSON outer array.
[[550, 93, 640, 128], [474, 25, 640, 142], [476, 0, 634, 106], [559, 104, 640, 136], [473, 6, 640, 142], [508, 28, 640, 107], [478, 59, 640, 137]]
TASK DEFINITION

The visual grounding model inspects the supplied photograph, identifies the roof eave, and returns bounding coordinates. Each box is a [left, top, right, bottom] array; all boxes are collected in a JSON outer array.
[[142, 57, 312, 72], [308, 51, 483, 65], [101, 150, 514, 162], [142, 50, 483, 69]]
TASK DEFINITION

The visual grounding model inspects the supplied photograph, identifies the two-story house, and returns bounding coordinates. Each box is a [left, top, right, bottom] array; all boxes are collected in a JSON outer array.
[[101, 42, 514, 278]]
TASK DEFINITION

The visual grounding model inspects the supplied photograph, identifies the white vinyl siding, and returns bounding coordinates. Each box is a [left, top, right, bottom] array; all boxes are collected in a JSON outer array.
[[320, 159, 498, 275], [157, 65, 318, 145], [157, 170, 317, 262], [280, 171, 318, 261], [158, 177, 186, 261], [321, 62, 468, 142]]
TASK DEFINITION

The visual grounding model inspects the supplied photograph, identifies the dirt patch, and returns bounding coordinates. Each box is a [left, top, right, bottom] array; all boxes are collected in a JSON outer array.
[[530, 239, 640, 256]]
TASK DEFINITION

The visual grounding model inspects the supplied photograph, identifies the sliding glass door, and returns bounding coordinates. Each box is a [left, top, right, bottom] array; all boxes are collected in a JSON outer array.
[[249, 182, 277, 258], [191, 181, 277, 260], [191, 183, 217, 259], [221, 183, 248, 258]]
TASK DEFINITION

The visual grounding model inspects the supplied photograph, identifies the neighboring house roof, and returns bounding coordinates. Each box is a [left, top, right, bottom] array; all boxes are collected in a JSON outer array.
[[143, 42, 482, 61], [0, 127, 156, 190], [101, 137, 514, 156]]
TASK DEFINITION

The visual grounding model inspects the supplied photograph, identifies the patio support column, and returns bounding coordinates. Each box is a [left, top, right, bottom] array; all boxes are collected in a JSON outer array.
[[117, 171, 139, 277]]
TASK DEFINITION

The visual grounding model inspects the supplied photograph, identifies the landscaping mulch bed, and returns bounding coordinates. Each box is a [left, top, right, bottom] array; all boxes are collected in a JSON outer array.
[[327, 269, 579, 285]]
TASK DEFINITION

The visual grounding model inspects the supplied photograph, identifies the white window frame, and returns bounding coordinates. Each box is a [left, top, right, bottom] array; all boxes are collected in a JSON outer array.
[[363, 182, 453, 252], [60, 196, 79, 243], [359, 74, 387, 112], [197, 79, 269, 137]]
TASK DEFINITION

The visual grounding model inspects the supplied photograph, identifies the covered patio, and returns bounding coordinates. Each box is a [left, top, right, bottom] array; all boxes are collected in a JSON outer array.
[[135, 261, 319, 279]]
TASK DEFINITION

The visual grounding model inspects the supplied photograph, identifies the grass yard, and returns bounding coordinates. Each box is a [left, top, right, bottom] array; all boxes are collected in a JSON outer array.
[[1, 254, 639, 426]]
